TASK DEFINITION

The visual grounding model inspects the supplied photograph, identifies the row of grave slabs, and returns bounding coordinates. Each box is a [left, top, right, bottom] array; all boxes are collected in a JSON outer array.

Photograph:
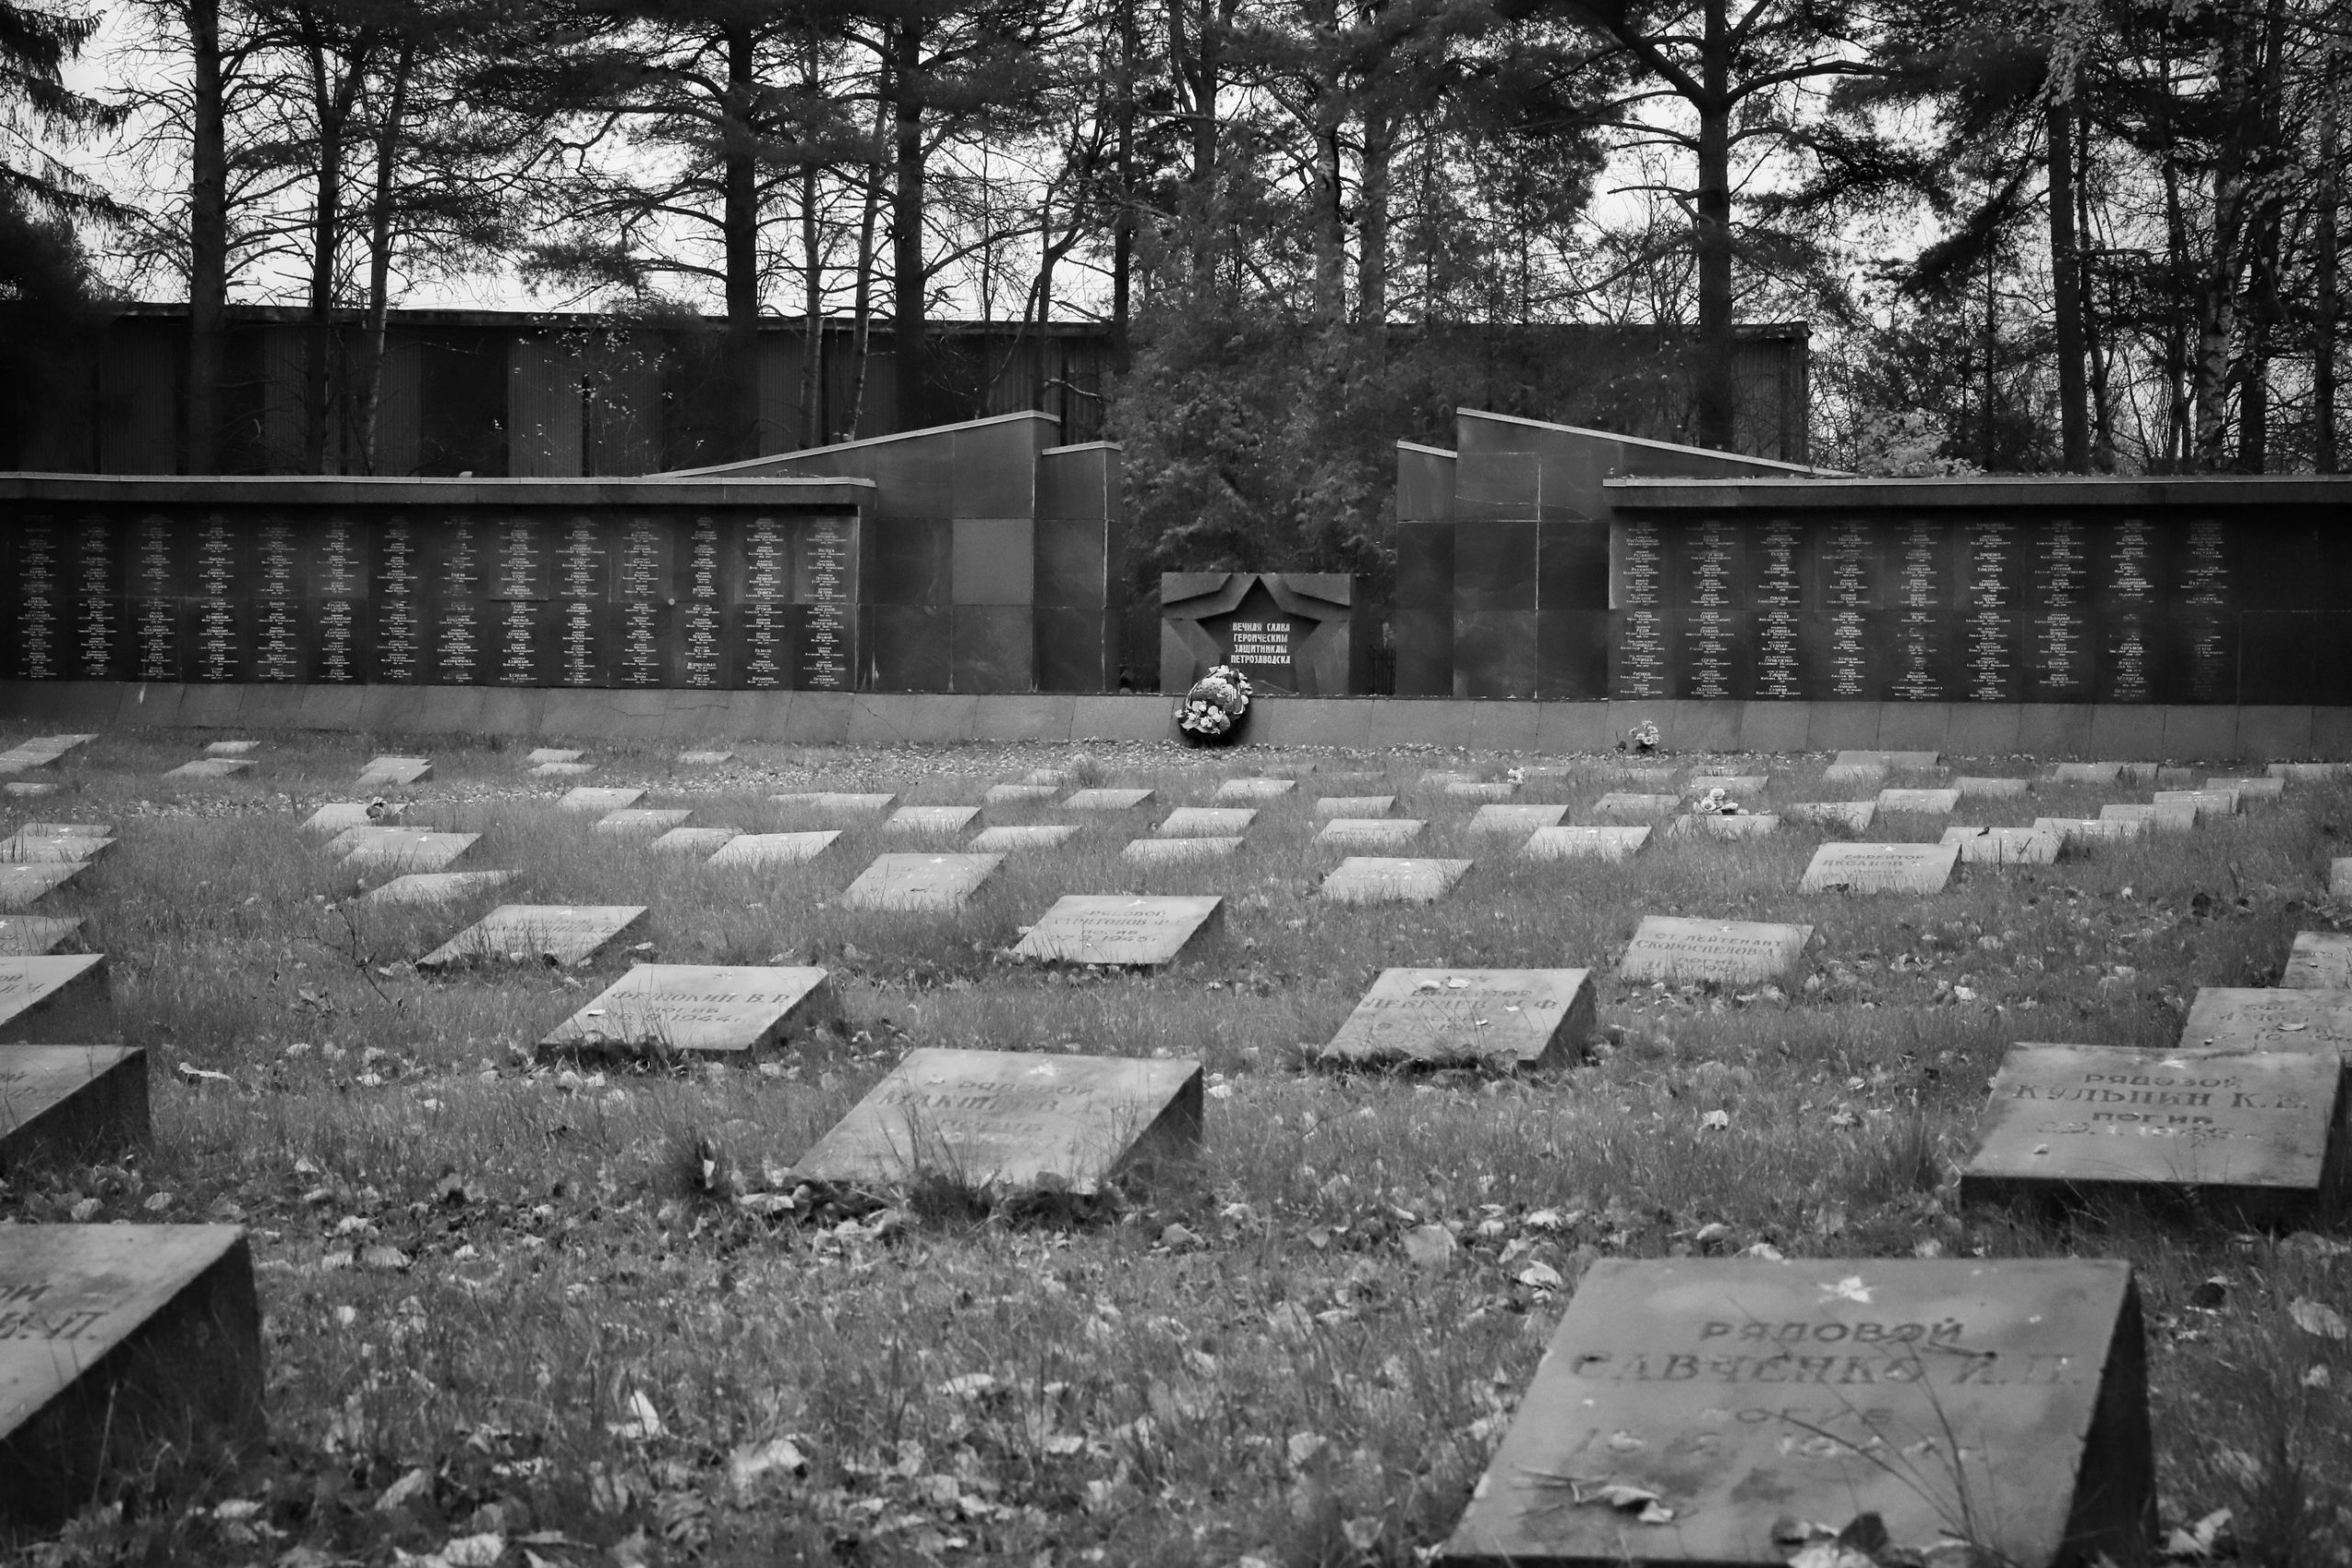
[[4, 735, 2352, 1560]]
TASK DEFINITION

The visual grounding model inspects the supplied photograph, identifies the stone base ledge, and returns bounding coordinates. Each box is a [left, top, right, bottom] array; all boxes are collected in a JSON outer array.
[[0, 682, 2346, 760]]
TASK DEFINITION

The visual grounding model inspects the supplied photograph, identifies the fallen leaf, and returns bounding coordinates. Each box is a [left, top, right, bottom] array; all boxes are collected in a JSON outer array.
[[376, 1467, 431, 1513], [2289, 1298, 2347, 1340], [1402, 1224, 1458, 1270]]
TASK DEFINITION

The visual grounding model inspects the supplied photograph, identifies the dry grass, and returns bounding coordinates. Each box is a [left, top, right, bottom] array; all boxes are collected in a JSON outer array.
[[3, 725, 2349, 1566]]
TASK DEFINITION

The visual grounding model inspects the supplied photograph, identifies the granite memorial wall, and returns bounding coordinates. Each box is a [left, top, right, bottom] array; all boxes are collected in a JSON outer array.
[[1159, 572, 1369, 695]]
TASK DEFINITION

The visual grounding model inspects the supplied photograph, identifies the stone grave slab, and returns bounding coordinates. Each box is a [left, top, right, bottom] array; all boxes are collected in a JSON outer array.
[[772, 791, 897, 818], [0, 955, 112, 1042], [301, 802, 382, 833], [650, 828, 740, 856], [329, 828, 476, 872], [1468, 804, 1568, 836], [2283, 932, 2352, 991], [1821, 761, 1885, 785], [1419, 770, 1478, 787], [2207, 775, 2284, 804], [1962, 1043, 2346, 1222], [1065, 788, 1154, 810], [594, 808, 693, 835], [359, 872, 514, 907], [2, 825, 112, 863], [1835, 749, 1941, 771], [1608, 767, 1679, 788], [1021, 769, 1068, 786], [2052, 761, 2124, 784], [1438, 1256, 2152, 1568], [2035, 816, 2144, 845], [1522, 826, 1649, 862], [1876, 786, 1961, 815], [560, 786, 645, 814], [838, 853, 1001, 911], [529, 761, 595, 778], [1686, 773, 1767, 795], [418, 906, 647, 968], [1668, 813, 1780, 840], [0, 1224, 266, 1530], [1013, 896, 1223, 966], [1786, 800, 1876, 831], [1314, 818, 1424, 849], [2154, 788, 2236, 819], [540, 964, 833, 1061], [1940, 826, 2062, 865], [708, 831, 841, 868], [1801, 840, 1959, 893], [2131, 764, 2169, 785], [0, 917, 82, 954], [886, 806, 981, 836], [164, 758, 253, 780], [1443, 781, 1518, 801], [1619, 916, 1813, 985], [0, 1045, 148, 1169], [2183, 987, 2352, 1058], [1121, 837, 1240, 864], [2, 784, 55, 798], [1314, 795, 1395, 818], [1318, 856, 1469, 905], [677, 750, 734, 765], [2100, 802, 2199, 832], [1214, 778, 1295, 802], [791, 1047, 1202, 1196], [1156, 807, 1255, 838], [356, 756, 431, 785], [2335, 858, 2352, 898], [1593, 792, 1679, 819], [1957, 775, 2031, 797], [526, 749, 583, 764], [203, 741, 258, 756], [2272, 763, 2344, 783], [968, 825, 1080, 852], [0, 863, 85, 910], [983, 784, 1059, 806], [1320, 968, 1595, 1069]]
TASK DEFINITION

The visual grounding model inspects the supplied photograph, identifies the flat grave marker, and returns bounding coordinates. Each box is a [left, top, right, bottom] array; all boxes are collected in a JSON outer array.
[[1314, 795, 1395, 818], [1820, 761, 1885, 785], [1156, 807, 1256, 838], [2101, 802, 2199, 832], [1064, 787, 1154, 811], [164, 758, 253, 780], [594, 808, 693, 835], [650, 828, 740, 856], [1021, 769, 1068, 786], [2052, 761, 2124, 784], [1012, 896, 1223, 966], [2, 784, 55, 798], [2154, 788, 2237, 819], [1521, 825, 1649, 862], [1319, 968, 1595, 1070], [1876, 786, 1961, 815], [1668, 812, 1780, 840], [2142, 765, 2182, 786], [418, 905, 647, 968], [1419, 771, 1477, 787], [677, 750, 735, 765], [2035, 816, 2144, 845], [708, 831, 841, 868], [541, 964, 833, 1061], [1467, 804, 1568, 836], [1121, 837, 1241, 864], [0, 1224, 266, 1531], [1835, 749, 1941, 771], [968, 825, 1079, 852], [529, 761, 595, 778], [1786, 800, 1875, 831], [356, 756, 432, 786], [2207, 775, 2284, 803], [983, 784, 1059, 806], [2, 825, 112, 863], [790, 1046, 1202, 1196], [0, 917, 82, 954], [525, 749, 583, 764], [333, 828, 477, 872], [560, 786, 645, 814], [2182, 987, 2352, 1058], [1962, 1043, 2346, 1222], [2283, 932, 2352, 990], [1940, 826, 2062, 865], [1438, 1256, 2152, 1568], [303, 803, 381, 833], [837, 853, 1001, 911], [885, 806, 982, 836], [0, 735, 96, 776], [1214, 778, 1295, 802], [359, 871, 514, 907], [0, 863, 86, 910], [1686, 773, 1767, 795], [1443, 780, 1518, 801], [0, 1044, 148, 1169], [0, 955, 112, 1042], [1619, 916, 1813, 985], [203, 741, 257, 756], [2272, 763, 2344, 784], [1318, 856, 1470, 905], [1593, 792, 1679, 819], [1314, 818, 1424, 849], [1957, 775, 2031, 797], [1801, 840, 1959, 894], [772, 792, 897, 819]]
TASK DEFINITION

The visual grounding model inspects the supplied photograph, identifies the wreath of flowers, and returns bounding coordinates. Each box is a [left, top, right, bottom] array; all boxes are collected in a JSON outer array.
[[1177, 664, 1253, 744]]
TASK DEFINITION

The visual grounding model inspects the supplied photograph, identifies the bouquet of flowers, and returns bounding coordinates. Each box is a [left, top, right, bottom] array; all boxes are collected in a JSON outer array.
[[1693, 786, 1745, 816], [1176, 664, 1253, 745], [1620, 720, 1661, 753]]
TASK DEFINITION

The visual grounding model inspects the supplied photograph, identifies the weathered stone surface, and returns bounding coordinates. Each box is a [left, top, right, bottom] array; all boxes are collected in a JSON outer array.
[[983, 784, 1059, 805], [968, 825, 1079, 852], [2283, 932, 2352, 990], [677, 750, 735, 765], [1443, 781, 1518, 801], [525, 749, 583, 764], [1214, 778, 1295, 802], [1876, 787, 1961, 815], [1064, 787, 1154, 810], [2034, 817, 2145, 845], [356, 756, 431, 785], [1439, 1256, 2154, 1568], [1156, 807, 1256, 838], [0, 1224, 267, 1531], [0, 916, 81, 954], [2206, 775, 2284, 803], [1668, 813, 1780, 840], [1786, 801, 1876, 831], [792, 1046, 1203, 1195], [418, 906, 647, 968], [1, 825, 112, 863], [1957, 775, 2031, 797], [165, 759, 253, 780], [1820, 761, 1885, 785], [1320, 968, 1595, 1069], [2154, 788, 2237, 819], [1318, 857, 1469, 905], [2182, 987, 2352, 1057], [204, 741, 258, 756], [1962, 1042, 2346, 1222], [1314, 795, 1395, 818], [331, 828, 478, 871], [1419, 771, 1478, 787], [1521, 826, 1650, 862], [837, 853, 1001, 911], [1835, 750, 1941, 772], [0, 1045, 147, 1169], [1593, 793, 1679, 819], [1686, 773, 1767, 795], [301, 803, 382, 833], [771, 792, 897, 818], [593, 808, 692, 836], [885, 806, 982, 835], [707, 831, 841, 868], [1940, 826, 2063, 865], [1022, 769, 1068, 786], [1121, 836, 1241, 864], [2052, 761, 2125, 784], [650, 828, 739, 855], [1013, 896, 1222, 965], [1, 784, 54, 798], [1801, 841, 1959, 893], [2100, 802, 2199, 832], [2335, 858, 2352, 898], [0, 956, 110, 1042], [559, 786, 644, 814], [0, 864, 85, 910], [528, 761, 595, 778], [1619, 917, 1812, 985], [358, 871, 514, 906], [2272, 763, 2344, 784], [1467, 804, 1569, 835], [1314, 818, 1425, 849], [541, 964, 832, 1060]]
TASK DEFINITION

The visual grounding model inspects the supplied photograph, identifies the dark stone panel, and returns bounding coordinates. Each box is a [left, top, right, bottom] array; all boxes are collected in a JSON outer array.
[[2094, 607, 2160, 704], [1035, 517, 1105, 607], [1806, 607, 1881, 701], [953, 517, 1034, 605], [798, 601, 854, 691], [188, 592, 247, 683], [308, 594, 366, 684], [865, 436, 956, 518], [2316, 614, 2352, 705], [1035, 605, 1109, 693], [1453, 452, 1540, 522], [2094, 517, 2168, 612], [488, 598, 556, 686], [1958, 609, 2026, 703], [2087, 703, 2167, 758], [2169, 607, 2240, 705], [1455, 521, 1538, 613], [1815, 517, 1883, 610], [309, 516, 370, 604], [2238, 613, 2315, 705], [2024, 609, 2096, 702], [1747, 518, 1809, 610], [2229, 521, 2316, 613], [612, 600, 673, 689], [952, 605, 1035, 692], [548, 597, 610, 689], [1536, 609, 1609, 701], [675, 513, 731, 610], [1537, 520, 1611, 612], [1396, 447, 1456, 525], [1670, 518, 1745, 612], [424, 595, 489, 686], [865, 606, 952, 692], [2028, 517, 2096, 608], [69, 594, 128, 682], [1750, 605, 1812, 700], [734, 601, 797, 690], [953, 424, 1036, 519], [128, 596, 187, 683], [1453, 609, 1538, 698], [869, 516, 952, 605], [248, 589, 307, 683], [1672, 608, 1749, 700], [368, 589, 427, 684], [675, 599, 729, 689], [1611, 608, 1673, 699], [1393, 521, 1453, 696], [1036, 446, 1110, 521]]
